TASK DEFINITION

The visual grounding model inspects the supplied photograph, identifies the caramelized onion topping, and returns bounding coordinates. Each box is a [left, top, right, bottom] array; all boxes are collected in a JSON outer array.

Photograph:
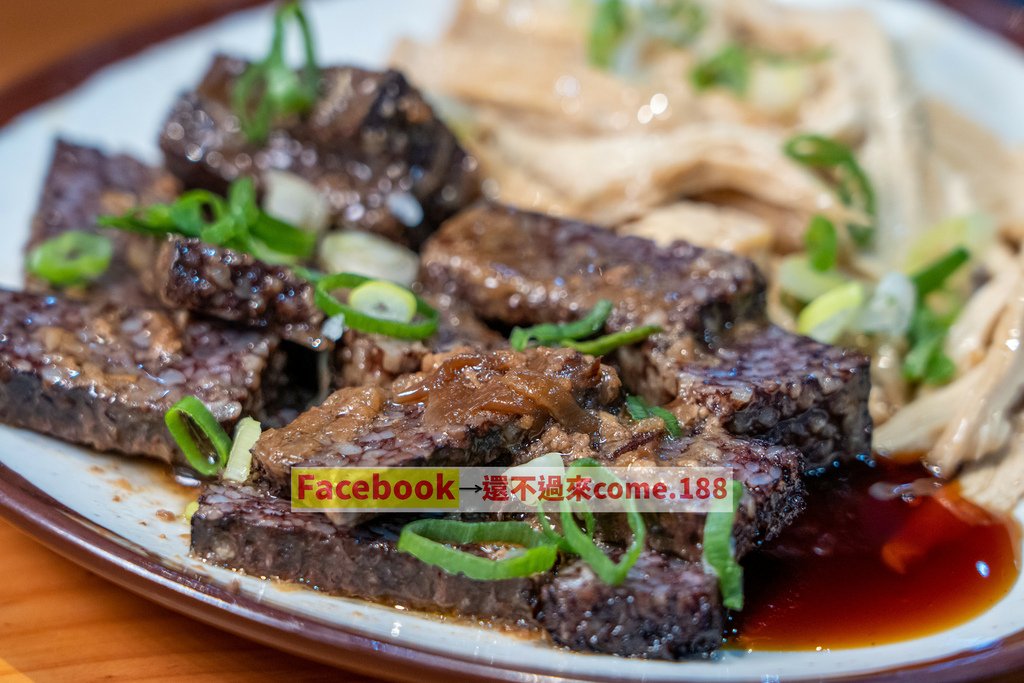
[[395, 352, 599, 433]]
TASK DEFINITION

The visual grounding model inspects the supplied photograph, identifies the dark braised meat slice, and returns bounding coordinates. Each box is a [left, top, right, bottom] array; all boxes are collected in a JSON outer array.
[[252, 348, 621, 505], [25, 140, 180, 307], [0, 288, 277, 464], [154, 237, 324, 349], [525, 414, 805, 561], [420, 202, 766, 336], [160, 55, 479, 249], [422, 203, 870, 469], [193, 482, 727, 658], [192, 482, 537, 625], [618, 324, 872, 470], [538, 552, 724, 659], [335, 292, 505, 388]]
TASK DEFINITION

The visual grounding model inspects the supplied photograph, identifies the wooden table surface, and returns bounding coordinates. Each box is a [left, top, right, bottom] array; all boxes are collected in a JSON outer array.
[[1, 2, 1023, 682], [0, 5, 375, 681]]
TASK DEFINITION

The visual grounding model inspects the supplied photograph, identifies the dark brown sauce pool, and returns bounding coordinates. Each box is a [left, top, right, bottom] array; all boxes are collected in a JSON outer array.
[[731, 458, 1021, 650]]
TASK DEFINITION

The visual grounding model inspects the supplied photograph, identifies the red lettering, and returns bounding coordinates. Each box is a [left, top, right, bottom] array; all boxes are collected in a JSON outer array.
[[436, 474, 454, 501], [373, 473, 390, 500], [297, 474, 315, 500]]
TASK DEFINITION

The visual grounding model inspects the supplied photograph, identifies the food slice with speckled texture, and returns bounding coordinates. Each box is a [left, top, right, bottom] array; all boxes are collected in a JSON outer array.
[[0, 288, 278, 464], [25, 140, 180, 308], [160, 55, 479, 250]]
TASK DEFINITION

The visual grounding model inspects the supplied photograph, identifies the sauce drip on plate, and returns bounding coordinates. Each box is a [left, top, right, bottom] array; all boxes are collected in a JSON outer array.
[[732, 459, 1021, 650]]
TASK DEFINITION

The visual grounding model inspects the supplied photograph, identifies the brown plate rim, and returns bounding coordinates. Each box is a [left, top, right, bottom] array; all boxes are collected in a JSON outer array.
[[0, 1, 1023, 681]]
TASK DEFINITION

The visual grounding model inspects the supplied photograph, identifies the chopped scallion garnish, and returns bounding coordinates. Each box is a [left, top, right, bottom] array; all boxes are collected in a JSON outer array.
[[314, 272, 439, 340], [222, 417, 262, 484], [703, 479, 744, 610], [397, 519, 559, 580], [639, 0, 706, 48], [164, 396, 232, 477], [804, 215, 838, 272], [796, 281, 865, 344], [232, 1, 319, 143], [510, 301, 657, 356], [587, 0, 629, 69], [348, 280, 418, 324], [557, 458, 646, 586], [562, 325, 661, 356], [510, 300, 613, 351], [99, 177, 316, 262], [625, 394, 682, 438], [784, 134, 876, 248], [910, 246, 970, 298], [691, 44, 750, 95], [26, 231, 113, 287]]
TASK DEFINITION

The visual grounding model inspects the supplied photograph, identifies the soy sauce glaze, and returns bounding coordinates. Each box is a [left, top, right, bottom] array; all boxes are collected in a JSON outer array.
[[732, 458, 1021, 650]]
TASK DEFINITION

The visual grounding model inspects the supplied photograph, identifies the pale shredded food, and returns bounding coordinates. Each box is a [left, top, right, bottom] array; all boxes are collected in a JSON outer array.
[[393, 0, 1024, 510]]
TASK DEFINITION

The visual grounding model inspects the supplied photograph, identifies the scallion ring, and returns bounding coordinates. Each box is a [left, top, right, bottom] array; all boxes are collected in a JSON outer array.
[[314, 272, 438, 340], [26, 231, 114, 287], [559, 458, 646, 586], [703, 479, 745, 610], [397, 519, 559, 580], [164, 396, 232, 477]]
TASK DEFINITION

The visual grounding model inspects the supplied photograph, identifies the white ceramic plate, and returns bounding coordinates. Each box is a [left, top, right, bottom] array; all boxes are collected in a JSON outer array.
[[1, 1, 1023, 680]]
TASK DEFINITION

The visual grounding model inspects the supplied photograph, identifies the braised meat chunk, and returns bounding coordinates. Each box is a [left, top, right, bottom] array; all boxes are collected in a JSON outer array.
[[538, 552, 723, 659], [160, 55, 479, 249], [619, 324, 872, 470], [421, 202, 766, 336], [0, 288, 277, 463], [25, 140, 179, 307], [192, 482, 538, 624], [155, 237, 325, 349], [252, 347, 620, 500]]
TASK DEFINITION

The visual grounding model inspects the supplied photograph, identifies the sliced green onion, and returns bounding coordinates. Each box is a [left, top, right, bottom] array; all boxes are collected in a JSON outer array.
[[232, 1, 319, 143], [797, 281, 865, 343], [510, 300, 614, 351], [804, 215, 838, 272], [904, 306, 958, 385], [784, 134, 876, 247], [183, 500, 200, 523], [639, 0, 706, 48], [222, 417, 262, 484], [904, 213, 994, 273], [314, 272, 439, 340], [164, 396, 232, 477], [777, 255, 847, 303], [625, 395, 682, 438], [856, 272, 915, 338], [348, 280, 417, 324], [703, 479, 744, 611], [397, 519, 558, 580], [559, 458, 645, 586], [26, 231, 113, 287], [588, 0, 629, 69], [99, 178, 316, 262], [625, 394, 651, 421], [691, 44, 750, 95], [318, 230, 419, 287], [562, 324, 661, 356], [910, 247, 970, 298]]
